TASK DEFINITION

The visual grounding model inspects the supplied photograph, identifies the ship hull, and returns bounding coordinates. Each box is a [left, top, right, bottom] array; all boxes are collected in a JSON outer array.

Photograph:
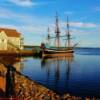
[[42, 49, 74, 58]]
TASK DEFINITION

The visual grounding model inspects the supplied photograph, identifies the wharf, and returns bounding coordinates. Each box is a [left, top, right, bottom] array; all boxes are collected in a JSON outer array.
[[0, 50, 34, 56]]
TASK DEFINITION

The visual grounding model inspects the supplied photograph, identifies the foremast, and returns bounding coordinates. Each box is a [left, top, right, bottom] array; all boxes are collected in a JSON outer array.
[[47, 27, 50, 45]]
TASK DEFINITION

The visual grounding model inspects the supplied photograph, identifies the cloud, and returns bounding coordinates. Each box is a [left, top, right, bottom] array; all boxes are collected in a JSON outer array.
[[0, 6, 98, 46], [62, 21, 96, 28], [64, 11, 74, 15], [0, 23, 47, 44], [0, 7, 37, 24], [0, 6, 53, 34], [94, 7, 100, 12], [0, 7, 14, 19], [0, 23, 47, 35], [8, 0, 37, 7], [69, 22, 96, 28], [0, 24, 17, 30]]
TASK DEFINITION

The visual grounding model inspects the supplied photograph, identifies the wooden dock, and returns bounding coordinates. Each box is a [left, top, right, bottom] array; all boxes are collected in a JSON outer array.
[[0, 50, 34, 56]]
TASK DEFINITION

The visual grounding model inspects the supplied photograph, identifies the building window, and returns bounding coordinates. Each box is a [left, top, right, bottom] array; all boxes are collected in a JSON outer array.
[[2, 39, 4, 42], [1, 39, 6, 43], [0, 39, 1, 43]]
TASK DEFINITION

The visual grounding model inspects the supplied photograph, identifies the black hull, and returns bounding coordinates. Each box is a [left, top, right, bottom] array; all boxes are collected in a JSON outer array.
[[42, 49, 74, 58], [44, 49, 74, 54]]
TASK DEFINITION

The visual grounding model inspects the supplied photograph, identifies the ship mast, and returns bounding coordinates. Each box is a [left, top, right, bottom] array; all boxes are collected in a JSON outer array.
[[47, 27, 50, 44], [55, 13, 60, 48], [66, 16, 71, 49]]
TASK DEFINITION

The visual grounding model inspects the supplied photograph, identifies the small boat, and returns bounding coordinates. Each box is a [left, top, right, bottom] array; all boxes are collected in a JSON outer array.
[[41, 13, 76, 58]]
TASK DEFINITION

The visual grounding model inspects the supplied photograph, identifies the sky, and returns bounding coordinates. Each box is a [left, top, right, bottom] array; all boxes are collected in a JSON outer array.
[[0, 0, 100, 47]]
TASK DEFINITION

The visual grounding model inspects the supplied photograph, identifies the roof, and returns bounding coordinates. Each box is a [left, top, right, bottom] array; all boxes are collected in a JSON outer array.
[[0, 28, 21, 37]]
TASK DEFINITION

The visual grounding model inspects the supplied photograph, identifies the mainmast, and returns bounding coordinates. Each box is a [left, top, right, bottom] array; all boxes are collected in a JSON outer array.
[[66, 16, 71, 49], [55, 13, 60, 48]]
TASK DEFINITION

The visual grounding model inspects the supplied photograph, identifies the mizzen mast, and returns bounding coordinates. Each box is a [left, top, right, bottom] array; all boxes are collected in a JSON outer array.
[[66, 16, 71, 49]]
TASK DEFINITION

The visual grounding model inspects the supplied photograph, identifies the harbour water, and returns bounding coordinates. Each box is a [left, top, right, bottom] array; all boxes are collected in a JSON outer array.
[[21, 48, 100, 97], [0, 48, 100, 98]]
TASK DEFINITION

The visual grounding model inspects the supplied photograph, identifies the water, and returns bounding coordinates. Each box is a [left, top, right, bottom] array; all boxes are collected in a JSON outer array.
[[20, 48, 100, 97]]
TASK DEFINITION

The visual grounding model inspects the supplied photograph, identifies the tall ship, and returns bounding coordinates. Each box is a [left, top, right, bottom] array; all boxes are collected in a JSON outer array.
[[41, 13, 76, 58]]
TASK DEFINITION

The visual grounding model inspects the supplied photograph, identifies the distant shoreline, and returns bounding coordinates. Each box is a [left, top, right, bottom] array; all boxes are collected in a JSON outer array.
[[24, 45, 100, 49]]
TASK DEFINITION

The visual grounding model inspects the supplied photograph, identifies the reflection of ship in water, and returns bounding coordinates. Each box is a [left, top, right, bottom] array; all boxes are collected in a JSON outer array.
[[41, 56, 73, 94], [0, 56, 24, 97]]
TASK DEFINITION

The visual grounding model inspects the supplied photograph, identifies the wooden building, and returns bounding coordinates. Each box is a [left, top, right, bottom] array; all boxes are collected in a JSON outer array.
[[0, 28, 23, 51]]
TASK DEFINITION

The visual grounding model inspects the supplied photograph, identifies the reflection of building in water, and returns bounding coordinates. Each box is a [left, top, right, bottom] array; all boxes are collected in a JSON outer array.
[[0, 56, 24, 72], [0, 63, 6, 94], [0, 56, 24, 97], [5, 65, 16, 97], [13, 61, 24, 72]]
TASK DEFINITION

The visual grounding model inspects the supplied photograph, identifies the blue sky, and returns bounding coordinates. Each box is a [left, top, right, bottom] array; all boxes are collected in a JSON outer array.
[[0, 0, 100, 47]]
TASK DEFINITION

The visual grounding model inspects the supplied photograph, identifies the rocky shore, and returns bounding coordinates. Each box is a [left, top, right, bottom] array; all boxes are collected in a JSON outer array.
[[13, 72, 100, 100]]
